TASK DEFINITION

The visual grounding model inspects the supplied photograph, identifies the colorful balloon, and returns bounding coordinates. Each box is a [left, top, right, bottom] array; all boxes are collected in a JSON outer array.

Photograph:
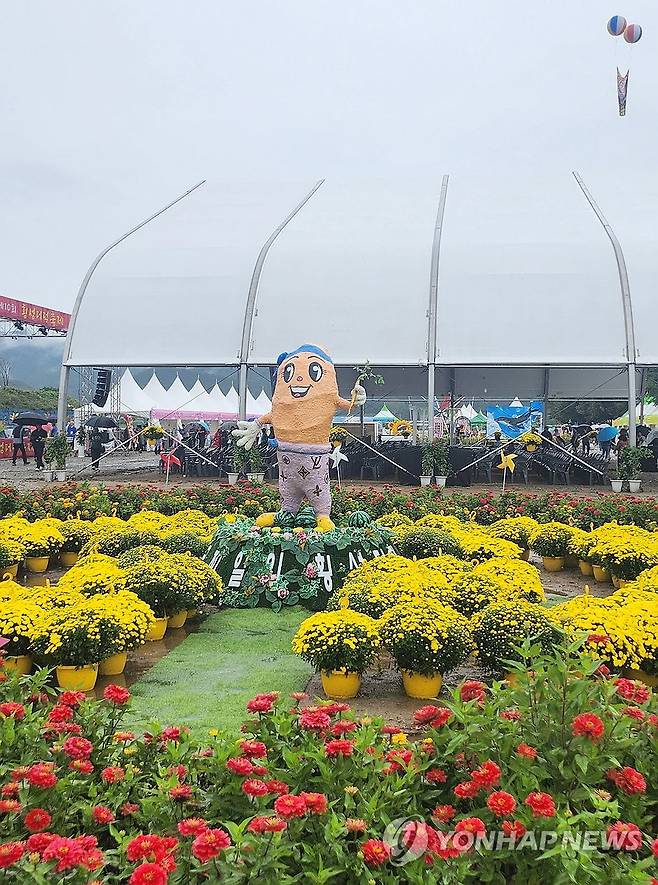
[[624, 23, 642, 43], [607, 15, 627, 36]]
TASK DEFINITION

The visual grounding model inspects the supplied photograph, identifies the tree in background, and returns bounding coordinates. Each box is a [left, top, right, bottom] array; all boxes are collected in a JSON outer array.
[[0, 359, 11, 388]]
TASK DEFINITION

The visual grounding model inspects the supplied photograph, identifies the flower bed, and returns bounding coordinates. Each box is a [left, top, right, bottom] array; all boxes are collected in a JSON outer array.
[[0, 646, 657, 883]]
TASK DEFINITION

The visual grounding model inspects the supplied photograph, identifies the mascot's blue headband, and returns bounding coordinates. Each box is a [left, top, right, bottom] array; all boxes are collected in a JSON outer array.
[[276, 345, 333, 367]]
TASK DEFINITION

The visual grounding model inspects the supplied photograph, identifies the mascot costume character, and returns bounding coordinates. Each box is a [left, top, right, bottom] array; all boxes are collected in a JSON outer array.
[[232, 344, 366, 532]]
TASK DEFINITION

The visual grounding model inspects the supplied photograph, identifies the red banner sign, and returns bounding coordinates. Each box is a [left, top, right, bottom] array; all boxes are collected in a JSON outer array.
[[0, 438, 35, 460], [0, 296, 70, 332]]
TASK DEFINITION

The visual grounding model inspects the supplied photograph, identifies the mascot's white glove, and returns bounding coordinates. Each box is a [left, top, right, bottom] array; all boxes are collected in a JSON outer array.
[[232, 420, 260, 451], [351, 383, 367, 407]]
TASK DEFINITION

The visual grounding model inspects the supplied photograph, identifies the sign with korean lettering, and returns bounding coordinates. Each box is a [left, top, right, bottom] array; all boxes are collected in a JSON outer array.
[[0, 296, 70, 332]]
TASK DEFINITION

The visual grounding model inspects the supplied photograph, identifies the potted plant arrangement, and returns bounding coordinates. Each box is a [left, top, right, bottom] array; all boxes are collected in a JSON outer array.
[[0, 538, 23, 580], [378, 600, 472, 698], [487, 516, 539, 561], [292, 609, 380, 699], [391, 419, 413, 439], [22, 524, 64, 573], [142, 424, 164, 451], [618, 446, 644, 492], [86, 590, 154, 676], [31, 605, 112, 691], [42, 440, 55, 481], [246, 445, 266, 483], [229, 441, 249, 484], [45, 435, 70, 482], [0, 598, 43, 675], [420, 442, 434, 486], [471, 600, 561, 676], [58, 519, 95, 568], [608, 466, 623, 493], [519, 430, 543, 452], [432, 438, 451, 487], [528, 522, 575, 572], [121, 559, 189, 637]]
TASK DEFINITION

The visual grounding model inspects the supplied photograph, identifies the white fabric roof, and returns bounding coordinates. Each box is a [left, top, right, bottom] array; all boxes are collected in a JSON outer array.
[[64, 173, 658, 370]]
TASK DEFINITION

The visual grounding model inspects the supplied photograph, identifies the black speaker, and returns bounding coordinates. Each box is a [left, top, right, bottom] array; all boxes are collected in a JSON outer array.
[[92, 369, 112, 407]]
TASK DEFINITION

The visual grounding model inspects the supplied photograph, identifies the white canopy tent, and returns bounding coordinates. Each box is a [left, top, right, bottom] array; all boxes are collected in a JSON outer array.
[[58, 171, 658, 444]]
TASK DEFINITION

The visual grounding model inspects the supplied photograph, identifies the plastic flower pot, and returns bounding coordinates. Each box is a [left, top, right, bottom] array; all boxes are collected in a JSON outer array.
[[26, 556, 49, 574], [610, 479, 623, 492], [3, 655, 32, 676], [592, 565, 611, 584], [99, 651, 128, 676], [526, 444, 538, 452], [44, 470, 54, 482], [167, 611, 188, 629], [56, 470, 67, 482], [628, 479, 642, 493], [420, 475, 432, 486], [2, 563, 19, 579], [401, 671, 443, 699], [60, 551, 79, 568], [247, 472, 265, 483], [542, 556, 564, 572], [56, 664, 98, 692], [145, 617, 168, 641], [227, 472, 239, 485], [519, 549, 530, 562], [321, 670, 362, 699], [579, 560, 594, 576], [435, 476, 448, 488]]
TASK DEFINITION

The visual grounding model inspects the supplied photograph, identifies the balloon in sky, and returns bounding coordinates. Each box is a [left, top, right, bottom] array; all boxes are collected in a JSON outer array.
[[624, 23, 642, 43], [607, 15, 627, 36]]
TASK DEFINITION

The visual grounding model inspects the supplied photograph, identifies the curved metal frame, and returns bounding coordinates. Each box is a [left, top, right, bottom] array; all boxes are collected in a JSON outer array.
[[427, 175, 450, 438], [237, 179, 325, 419], [572, 171, 638, 445], [56, 180, 206, 429]]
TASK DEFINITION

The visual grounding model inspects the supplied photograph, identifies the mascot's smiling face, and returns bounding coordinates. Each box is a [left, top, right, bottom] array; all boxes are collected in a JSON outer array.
[[274, 345, 338, 404]]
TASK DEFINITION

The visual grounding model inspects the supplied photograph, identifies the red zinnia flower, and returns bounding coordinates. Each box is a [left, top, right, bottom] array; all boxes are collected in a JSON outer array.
[[26, 832, 56, 855], [432, 804, 456, 822], [242, 779, 269, 798], [120, 803, 140, 816], [62, 736, 93, 760], [238, 740, 267, 759], [609, 767, 647, 795], [26, 763, 57, 789], [101, 766, 125, 783], [487, 791, 517, 817], [460, 681, 487, 704], [247, 815, 288, 834], [361, 838, 392, 867], [652, 837, 658, 858], [191, 828, 231, 862], [226, 757, 255, 776], [178, 818, 209, 837], [129, 862, 169, 885], [273, 794, 307, 819], [324, 739, 355, 757], [471, 760, 501, 789], [1, 784, 19, 798], [69, 759, 94, 774], [246, 695, 275, 714], [571, 713, 605, 742], [58, 690, 86, 707], [92, 805, 115, 824], [169, 784, 192, 801], [414, 705, 443, 725], [0, 841, 25, 869], [42, 836, 85, 871], [331, 720, 358, 736], [48, 704, 74, 723], [524, 792, 556, 818], [622, 706, 645, 722], [103, 684, 130, 705], [300, 792, 328, 814], [516, 743, 538, 759], [454, 780, 480, 799], [455, 817, 486, 836], [425, 768, 447, 784], [265, 780, 289, 796], [502, 820, 527, 841], [299, 709, 331, 731], [500, 708, 521, 721], [24, 808, 52, 832], [0, 702, 25, 720], [606, 822, 642, 852], [0, 799, 21, 814]]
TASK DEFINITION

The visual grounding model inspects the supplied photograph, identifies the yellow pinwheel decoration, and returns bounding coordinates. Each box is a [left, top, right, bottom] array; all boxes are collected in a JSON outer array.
[[497, 452, 517, 473]]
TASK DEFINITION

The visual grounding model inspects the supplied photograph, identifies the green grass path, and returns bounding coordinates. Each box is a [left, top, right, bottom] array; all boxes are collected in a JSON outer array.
[[126, 607, 311, 737]]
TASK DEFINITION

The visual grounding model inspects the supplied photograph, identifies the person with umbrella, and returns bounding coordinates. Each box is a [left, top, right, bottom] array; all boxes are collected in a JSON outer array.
[[11, 423, 28, 466], [597, 423, 618, 461], [90, 429, 104, 471], [30, 424, 48, 470]]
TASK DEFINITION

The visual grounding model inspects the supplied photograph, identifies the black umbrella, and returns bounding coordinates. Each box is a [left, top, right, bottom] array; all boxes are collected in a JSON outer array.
[[12, 412, 57, 426], [85, 415, 118, 429]]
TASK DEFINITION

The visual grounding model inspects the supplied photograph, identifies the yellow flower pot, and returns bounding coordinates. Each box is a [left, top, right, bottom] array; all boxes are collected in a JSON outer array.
[[592, 565, 611, 584], [167, 611, 188, 629], [565, 555, 579, 569], [3, 655, 32, 675], [99, 651, 128, 676], [526, 445, 538, 453], [624, 668, 658, 688], [60, 551, 79, 568], [145, 617, 168, 641], [2, 563, 19, 579], [56, 664, 98, 692], [579, 560, 593, 576], [402, 671, 442, 699], [26, 556, 50, 574], [519, 549, 530, 562], [321, 670, 361, 699], [542, 556, 564, 572]]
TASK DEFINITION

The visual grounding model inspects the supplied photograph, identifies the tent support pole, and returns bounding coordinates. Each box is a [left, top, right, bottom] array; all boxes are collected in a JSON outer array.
[[449, 369, 456, 444], [426, 174, 449, 439], [639, 368, 647, 424], [238, 179, 325, 421], [56, 180, 206, 431], [542, 367, 550, 429], [572, 171, 637, 446]]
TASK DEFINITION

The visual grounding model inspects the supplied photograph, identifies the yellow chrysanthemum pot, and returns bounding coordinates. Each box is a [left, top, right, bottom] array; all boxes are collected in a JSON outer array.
[[60, 551, 79, 568], [99, 651, 128, 676], [592, 565, 611, 584], [56, 664, 98, 692], [26, 556, 50, 574], [579, 560, 593, 576], [542, 556, 564, 572], [2, 563, 19, 579], [519, 549, 530, 562], [321, 670, 361, 699], [145, 617, 168, 641], [167, 611, 187, 629], [402, 671, 442, 700], [3, 655, 32, 676]]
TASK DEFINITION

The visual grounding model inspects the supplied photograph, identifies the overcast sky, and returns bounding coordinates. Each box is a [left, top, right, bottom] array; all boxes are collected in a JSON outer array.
[[0, 0, 654, 315]]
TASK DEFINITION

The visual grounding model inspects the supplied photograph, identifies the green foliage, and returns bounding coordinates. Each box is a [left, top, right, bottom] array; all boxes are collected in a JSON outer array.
[[396, 527, 461, 559], [0, 386, 78, 410], [44, 435, 70, 469], [618, 446, 645, 480]]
